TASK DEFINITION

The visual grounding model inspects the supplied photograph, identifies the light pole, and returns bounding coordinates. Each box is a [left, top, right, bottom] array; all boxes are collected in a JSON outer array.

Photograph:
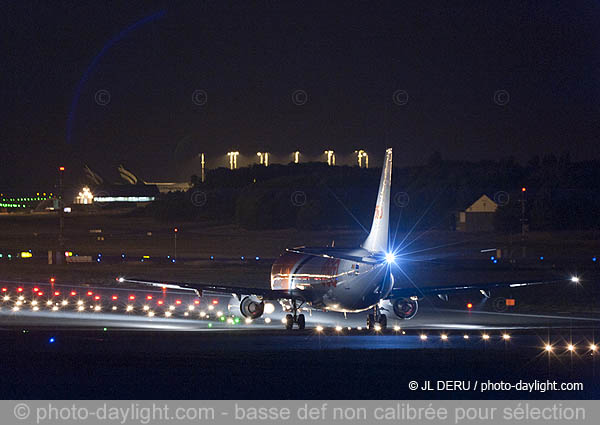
[[519, 187, 527, 258], [324, 150, 335, 166], [173, 227, 178, 260], [58, 166, 65, 263], [227, 151, 239, 170], [200, 153, 205, 182]]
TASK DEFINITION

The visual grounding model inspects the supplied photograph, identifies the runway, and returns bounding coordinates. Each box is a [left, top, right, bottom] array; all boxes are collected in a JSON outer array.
[[2, 280, 600, 399]]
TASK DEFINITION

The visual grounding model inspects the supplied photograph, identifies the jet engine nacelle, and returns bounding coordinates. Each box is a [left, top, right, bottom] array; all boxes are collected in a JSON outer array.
[[239, 296, 265, 319], [392, 297, 418, 320]]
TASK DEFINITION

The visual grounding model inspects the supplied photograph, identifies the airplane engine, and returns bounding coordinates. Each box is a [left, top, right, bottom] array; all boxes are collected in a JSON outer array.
[[239, 296, 265, 319], [392, 298, 418, 320]]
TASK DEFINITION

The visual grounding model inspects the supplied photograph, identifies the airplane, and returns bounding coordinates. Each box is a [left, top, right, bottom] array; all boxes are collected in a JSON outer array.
[[121, 148, 572, 330]]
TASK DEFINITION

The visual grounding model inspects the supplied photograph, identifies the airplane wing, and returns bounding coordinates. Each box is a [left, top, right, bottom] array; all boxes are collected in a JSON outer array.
[[386, 278, 571, 299], [119, 278, 302, 301]]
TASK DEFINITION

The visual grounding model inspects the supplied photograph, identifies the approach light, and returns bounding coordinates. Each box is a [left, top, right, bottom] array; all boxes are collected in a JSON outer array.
[[570, 276, 580, 283], [567, 344, 575, 352], [545, 344, 553, 352], [316, 325, 324, 332], [385, 252, 396, 264], [420, 334, 428, 341], [335, 326, 343, 332], [165, 311, 172, 318], [374, 324, 382, 331], [590, 344, 597, 352], [78, 306, 85, 311], [441, 334, 448, 341], [264, 317, 271, 324], [393, 325, 401, 331], [482, 334, 490, 340], [245, 318, 252, 324], [463, 334, 469, 340], [126, 305, 133, 312], [502, 333, 511, 340]]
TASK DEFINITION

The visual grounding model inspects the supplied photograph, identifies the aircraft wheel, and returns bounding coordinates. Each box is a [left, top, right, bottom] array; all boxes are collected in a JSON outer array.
[[285, 314, 294, 330], [378, 314, 387, 330], [366, 314, 375, 329], [297, 314, 306, 330]]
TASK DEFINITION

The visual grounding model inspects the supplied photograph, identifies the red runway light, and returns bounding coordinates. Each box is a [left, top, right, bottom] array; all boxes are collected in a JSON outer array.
[[33, 287, 39, 292], [112, 295, 118, 300], [1, 288, 7, 292], [37, 291, 43, 296], [175, 300, 182, 305], [157, 300, 164, 305], [17, 287, 23, 292], [50, 278, 56, 283], [129, 295, 135, 300], [87, 291, 93, 296], [54, 291, 60, 296], [70, 291, 77, 296], [467, 303, 473, 309], [59, 166, 65, 171], [521, 187, 526, 192], [194, 300, 200, 305], [146, 295, 153, 300], [212, 299, 219, 305], [94, 295, 100, 300]]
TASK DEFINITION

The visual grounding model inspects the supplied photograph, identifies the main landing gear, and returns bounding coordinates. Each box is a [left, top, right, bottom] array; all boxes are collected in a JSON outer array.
[[284, 299, 306, 330], [366, 304, 387, 330]]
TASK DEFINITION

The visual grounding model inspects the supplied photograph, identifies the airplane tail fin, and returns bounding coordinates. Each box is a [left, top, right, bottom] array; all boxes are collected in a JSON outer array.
[[362, 148, 392, 253]]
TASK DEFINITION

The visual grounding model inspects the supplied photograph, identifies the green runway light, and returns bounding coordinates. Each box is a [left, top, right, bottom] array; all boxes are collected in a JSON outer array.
[[208, 323, 212, 328], [234, 317, 240, 324], [103, 327, 108, 332], [220, 316, 226, 321]]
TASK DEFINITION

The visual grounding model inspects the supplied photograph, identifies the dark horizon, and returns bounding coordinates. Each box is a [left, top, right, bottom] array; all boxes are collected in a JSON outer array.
[[2, 1, 599, 190]]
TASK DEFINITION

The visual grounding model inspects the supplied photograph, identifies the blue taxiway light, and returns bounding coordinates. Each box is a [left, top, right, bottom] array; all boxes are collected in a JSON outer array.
[[49, 337, 55, 344]]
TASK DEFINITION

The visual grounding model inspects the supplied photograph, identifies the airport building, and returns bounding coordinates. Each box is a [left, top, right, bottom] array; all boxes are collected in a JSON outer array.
[[456, 194, 498, 232]]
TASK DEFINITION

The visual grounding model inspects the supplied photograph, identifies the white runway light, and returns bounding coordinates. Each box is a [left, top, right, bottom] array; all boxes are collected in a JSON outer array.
[[502, 334, 511, 340], [441, 334, 448, 341], [545, 344, 553, 352], [571, 276, 580, 283], [264, 317, 271, 324], [335, 326, 343, 332], [420, 334, 428, 341], [482, 334, 490, 340], [316, 326, 324, 332]]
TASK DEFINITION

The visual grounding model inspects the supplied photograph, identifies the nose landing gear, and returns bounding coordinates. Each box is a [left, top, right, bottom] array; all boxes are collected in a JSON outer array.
[[366, 304, 387, 330], [284, 299, 306, 330]]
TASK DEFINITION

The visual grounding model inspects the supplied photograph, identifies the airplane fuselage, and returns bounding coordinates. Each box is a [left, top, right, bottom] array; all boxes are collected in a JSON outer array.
[[270, 248, 394, 313]]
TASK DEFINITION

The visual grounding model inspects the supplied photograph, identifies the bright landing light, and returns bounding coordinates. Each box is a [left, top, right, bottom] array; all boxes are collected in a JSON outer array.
[[570, 276, 580, 283], [385, 252, 396, 263]]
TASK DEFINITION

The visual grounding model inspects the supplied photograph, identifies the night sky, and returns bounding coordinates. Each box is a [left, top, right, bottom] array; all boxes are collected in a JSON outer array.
[[2, 1, 599, 190]]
